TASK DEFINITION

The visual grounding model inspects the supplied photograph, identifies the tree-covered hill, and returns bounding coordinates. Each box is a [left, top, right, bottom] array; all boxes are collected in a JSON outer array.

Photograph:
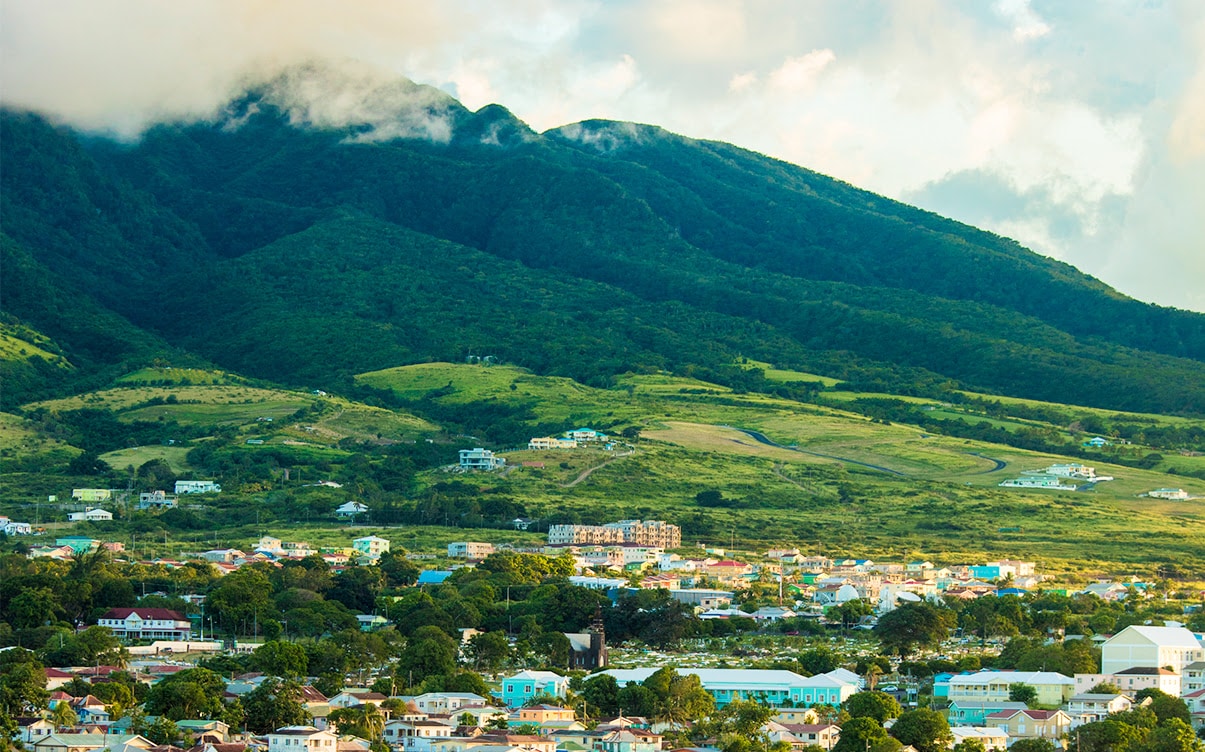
[[2, 72, 1204, 414]]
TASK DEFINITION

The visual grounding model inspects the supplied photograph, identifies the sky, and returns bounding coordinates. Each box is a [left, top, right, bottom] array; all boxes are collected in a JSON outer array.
[[3, 0, 1203, 312]]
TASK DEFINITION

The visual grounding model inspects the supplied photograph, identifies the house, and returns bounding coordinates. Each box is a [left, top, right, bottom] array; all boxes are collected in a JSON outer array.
[[459, 448, 506, 470], [68, 508, 113, 522], [947, 701, 1028, 726], [200, 549, 245, 563], [72, 488, 112, 502], [448, 542, 496, 559], [137, 490, 178, 510], [946, 671, 1076, 706], [1100, 625, 1205, 674], [16, 717, 55, 744], [997, 476, 1076, 490], [99, 607, 193, 641], [56, 536, 100, 553], [44, 667, 75, 690], [500, 670, 570, 707], [69, 694, 111, 724], [175, 480, 221, 494], [328, 689, 388, 708], [407, 692, 490, 714], [265, 727, 338, 752], [985, 709, 1071, 742], [417, 570, 455, 586], [772, 724, 840, 751], [601, 668, 857, 708], [1083, 437, 1110, 447], [1065, 694, 1132, 728], [174, 720, 230, 742], [1074, 668, 1181, 697], [4, 519, 33, 535], [1185, 661, 1205, 694], [592, 728, 662, 752], [528, 437, 578, 450], [565, 428, 608, 442], [1182, 688, 1205, 731], [515, 705, 577, 724], [33, 735, 154, 752], [1147, 488, 1189, 500], [382, 721, 455, 751], [949, 727, 1008, 752], [335, 501, 369, 519], [353, 535, 390, 558]]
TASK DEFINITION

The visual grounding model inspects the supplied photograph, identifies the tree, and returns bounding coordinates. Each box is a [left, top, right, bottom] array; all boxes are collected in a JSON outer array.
[[1089, 682, 1123, 695], [1008, 740, 1055, 752], [845, 691, 902, 723], [144, 668, 226, 720], [249, 640, 309, 679], [1009, 684, 1038, 707], [1136, 689, 1192, 724], [1144, 718, 1204, 752], [468, 630, 512, 673], [243, 679, 310, 734], [832, 717, 892, 752], [1069, 720, 1144, 752], [580, 673, 620, 717], [329, 704, 386, 741], [396, 626, 458, 686], [51, 700, 78, 731], [145, 716, 184, 746], [874, 603, 956, 657], [953, 740, 986, 752], [0, 650, 48, 716], [889, 709, 953, 752]]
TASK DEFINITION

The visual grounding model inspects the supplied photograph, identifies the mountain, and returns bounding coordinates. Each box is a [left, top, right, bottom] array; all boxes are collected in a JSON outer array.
[[3, 69, 1204, 414]]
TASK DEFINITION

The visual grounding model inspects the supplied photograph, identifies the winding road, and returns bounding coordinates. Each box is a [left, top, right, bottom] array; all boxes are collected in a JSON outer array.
[[729, 427, 907, 476]]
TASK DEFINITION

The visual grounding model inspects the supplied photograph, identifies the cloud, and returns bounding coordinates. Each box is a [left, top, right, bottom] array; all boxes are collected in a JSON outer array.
[[1, 0, 1202, 310]]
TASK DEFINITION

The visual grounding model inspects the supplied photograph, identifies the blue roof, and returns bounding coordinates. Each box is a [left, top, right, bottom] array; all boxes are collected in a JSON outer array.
[[417, 570, 454, 585]]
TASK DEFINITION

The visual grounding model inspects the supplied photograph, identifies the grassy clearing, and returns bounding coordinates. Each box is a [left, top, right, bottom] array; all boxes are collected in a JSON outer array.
[[739, 359, 841, 386], [115, 367, 242, 385], [0, 412, 79, 469], [953, 390, 1202, 426], [100, 445, 195, 474], [0, 329, 71, 367], [27, 385, 313, 418]]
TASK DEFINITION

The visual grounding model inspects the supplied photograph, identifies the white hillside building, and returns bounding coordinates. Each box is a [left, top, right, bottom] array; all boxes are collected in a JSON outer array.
[[1101, 625, 1205, 675]]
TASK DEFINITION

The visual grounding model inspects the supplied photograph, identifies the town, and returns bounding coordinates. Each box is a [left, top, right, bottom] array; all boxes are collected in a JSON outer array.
[[4, 511, 1204, 752]]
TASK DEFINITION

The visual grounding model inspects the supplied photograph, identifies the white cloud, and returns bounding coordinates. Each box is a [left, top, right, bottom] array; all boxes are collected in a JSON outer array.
[[1, 0, 1202, 310]]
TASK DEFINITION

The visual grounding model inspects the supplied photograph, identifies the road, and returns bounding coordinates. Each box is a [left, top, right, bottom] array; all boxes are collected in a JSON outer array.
[[729, 427, 907, 476]]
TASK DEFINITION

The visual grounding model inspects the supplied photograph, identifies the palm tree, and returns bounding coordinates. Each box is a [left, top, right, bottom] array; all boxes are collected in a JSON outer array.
[[866, 663, 883, 691], [50, 700, 78, 731]]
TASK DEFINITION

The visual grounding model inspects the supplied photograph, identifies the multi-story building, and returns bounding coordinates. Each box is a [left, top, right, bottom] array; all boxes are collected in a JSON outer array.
[[548, 520, 680, 548], [448, 542, 496, 559], [137, 490, 178, 510], [266, 727, 337, 752], [72, 488, 111, 502], [97, 607, 192, 641], [459, 448, 505, 471], [353, 535, 391, 558], [1101, 625, 1205, 675], [601, 668, 858, 708], [947, 671, 1076, 707]]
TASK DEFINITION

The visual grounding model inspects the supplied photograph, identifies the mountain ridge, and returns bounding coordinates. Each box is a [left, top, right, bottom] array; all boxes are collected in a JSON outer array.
[[2, 72, 1203, 414]]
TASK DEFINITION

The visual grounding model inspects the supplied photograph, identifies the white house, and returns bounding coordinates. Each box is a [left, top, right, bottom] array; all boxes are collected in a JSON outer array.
[[175, 480, 221, 494], [335, 501, 370, 519], [1066, 694, 1132, 728], [949, 727, 1009, 752], [1147, 488, 1189, 500], [528, 437, 578, 450], [97, 607, 192, 641], [1101, 625, 1205, 675], [68, 507, 114, 522], [137, 490, 178, 510], [3, 520, 33, 535], [266, 727, 337, 752], [947, 671, 1076, 707]]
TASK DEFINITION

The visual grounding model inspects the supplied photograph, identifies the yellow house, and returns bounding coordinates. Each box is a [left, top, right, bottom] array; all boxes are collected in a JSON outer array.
[[947, 671, 1076, 707], [986, 709, 1071, 741]]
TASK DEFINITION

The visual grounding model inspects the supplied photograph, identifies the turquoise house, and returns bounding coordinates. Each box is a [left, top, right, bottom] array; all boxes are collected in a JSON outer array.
[[500, 670, 569, 708]]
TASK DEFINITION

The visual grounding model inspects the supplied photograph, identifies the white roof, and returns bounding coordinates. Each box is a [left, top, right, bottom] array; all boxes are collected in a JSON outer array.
[[508, 670, 565, 682], [1106, 625, 1203, 648], [949, 671, 1075, 686], [951, 727, 1009, 740]]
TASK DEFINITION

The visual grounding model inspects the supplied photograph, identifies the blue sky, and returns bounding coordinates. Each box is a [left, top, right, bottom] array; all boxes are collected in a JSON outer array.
[[3, 0, 1202, 311]]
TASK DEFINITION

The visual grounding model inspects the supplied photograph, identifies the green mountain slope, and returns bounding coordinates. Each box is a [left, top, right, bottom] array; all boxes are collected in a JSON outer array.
[[2, 74, 1204, 415]]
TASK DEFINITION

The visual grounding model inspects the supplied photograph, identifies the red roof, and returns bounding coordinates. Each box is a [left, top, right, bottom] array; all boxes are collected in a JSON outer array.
[[45, 668, 74, 678], [101, 607, 189, 621]]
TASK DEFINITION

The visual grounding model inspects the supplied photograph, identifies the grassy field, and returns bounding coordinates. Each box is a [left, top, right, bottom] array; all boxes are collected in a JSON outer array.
[[740, 359, 841, 386], [0, 412, 79, 469], [28, 385, 313, 420], [0, 329, 71, 368], [99, 445, 195, 473], [115, 367, 243, 386]]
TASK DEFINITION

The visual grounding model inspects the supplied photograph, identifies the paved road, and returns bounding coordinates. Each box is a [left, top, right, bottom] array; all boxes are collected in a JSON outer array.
[[730, 427, 907, 476], [964, 451, 1007, 473]]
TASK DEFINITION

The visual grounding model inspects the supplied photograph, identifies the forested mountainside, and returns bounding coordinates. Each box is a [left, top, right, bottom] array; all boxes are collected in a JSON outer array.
[[2, 74, 1204, 413]]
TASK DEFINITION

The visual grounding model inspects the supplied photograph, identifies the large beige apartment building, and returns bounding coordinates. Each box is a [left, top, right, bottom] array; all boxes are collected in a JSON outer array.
[[548, 519, 681, 548]]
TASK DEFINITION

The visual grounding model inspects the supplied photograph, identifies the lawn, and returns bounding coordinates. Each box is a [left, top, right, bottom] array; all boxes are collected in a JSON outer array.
[[100, 445, 195, 474]]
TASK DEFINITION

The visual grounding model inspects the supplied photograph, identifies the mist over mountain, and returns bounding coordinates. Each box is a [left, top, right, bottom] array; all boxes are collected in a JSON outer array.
[[3, 68, 1204, 413]]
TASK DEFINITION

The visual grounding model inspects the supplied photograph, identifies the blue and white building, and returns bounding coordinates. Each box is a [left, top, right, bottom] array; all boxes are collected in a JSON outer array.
[[500, 670, 570, 707]]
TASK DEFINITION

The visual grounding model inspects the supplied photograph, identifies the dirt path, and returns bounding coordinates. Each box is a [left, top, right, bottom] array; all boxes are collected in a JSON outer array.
[[560, 450, 634, 488]]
